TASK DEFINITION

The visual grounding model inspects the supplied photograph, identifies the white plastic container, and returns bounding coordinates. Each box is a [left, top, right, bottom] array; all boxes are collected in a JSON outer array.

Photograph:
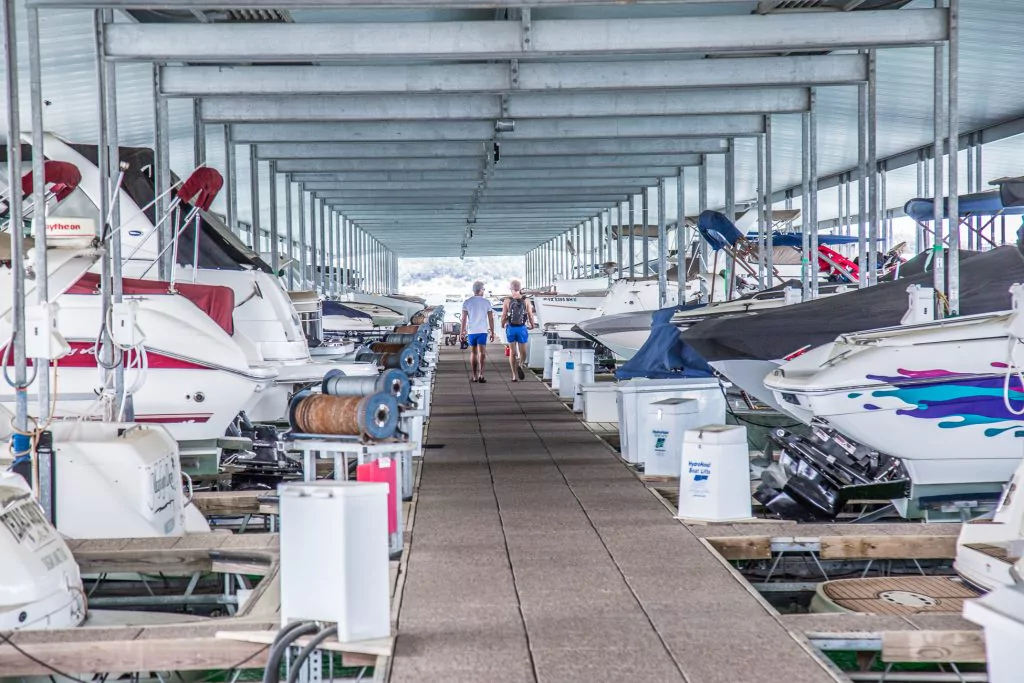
[[279, 481, 391, 641], [551, 350, 562, 390], [559, 348, 595, 400], [581, 383, 619, 423], [615, 377, 725, 464], [543, 343, 562, 380], [572, 363, 596, 413], [639, 398, 698, 477], [964, 581, 1024, 683], [677, 425, 752, 522], [528, 329, 547, 369]]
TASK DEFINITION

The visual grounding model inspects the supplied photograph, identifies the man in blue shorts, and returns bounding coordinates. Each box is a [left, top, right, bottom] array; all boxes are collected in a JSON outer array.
[[500, 279, 536, 383], [460, 280, 496, 383]]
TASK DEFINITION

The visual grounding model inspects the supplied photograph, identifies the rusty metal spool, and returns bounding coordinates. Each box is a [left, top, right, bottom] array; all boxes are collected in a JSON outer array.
[[288, 390, 399, 440], [355, 344, 420, 375], [393, 325, 420, 334], [322, 367, 411, 404], [369, 342, 406, 354]]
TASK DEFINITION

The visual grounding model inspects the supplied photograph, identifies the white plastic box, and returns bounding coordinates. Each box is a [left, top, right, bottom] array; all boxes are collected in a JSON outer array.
[[559, 348, 595, 400], [964, 582, 1024, 683], [615, 377, 725, 464], [551, 350, 562, 390], [572, 363, 596, 413], [528, 329, 547, 369], [581, 383, 619, 423], [677, 425, 752, 522], [543, 344, 562, 380], [639, 398, 698, 477], [279, 481, 391, 642]]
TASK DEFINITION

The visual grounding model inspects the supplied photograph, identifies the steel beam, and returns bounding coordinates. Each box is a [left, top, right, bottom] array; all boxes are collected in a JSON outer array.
[[301, 178, 662, 190], [161, 55, 866, 96], [256, 139, 726, 159], [232, 117, 764, 143], [26, 0, 882, 7], [274, 154, 703, 173], [103, 12, 947, 62], [286, 166, 691, 182], [198, 89, 809, 123]]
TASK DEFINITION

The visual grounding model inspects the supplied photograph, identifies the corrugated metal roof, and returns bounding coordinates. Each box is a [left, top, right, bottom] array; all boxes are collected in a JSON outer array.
[[0, 0, 1022, 256]]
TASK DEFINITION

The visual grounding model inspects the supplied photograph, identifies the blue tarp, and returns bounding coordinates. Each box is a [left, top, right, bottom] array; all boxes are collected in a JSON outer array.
[[323, 300, 372, 320], [756, 232, 867, 248], [615, 304, 714, 380], [904, 190, 1024, 222], [696, 210, 744, 250]]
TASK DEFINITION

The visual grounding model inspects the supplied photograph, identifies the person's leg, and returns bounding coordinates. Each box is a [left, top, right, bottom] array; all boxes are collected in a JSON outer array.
[[515, 341, 528, 378], [508, 335, 518, 380], [478, 339, 487, 382]]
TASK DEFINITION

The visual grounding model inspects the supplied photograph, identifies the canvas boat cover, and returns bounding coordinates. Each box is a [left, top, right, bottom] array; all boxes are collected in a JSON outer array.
[[69, 144, 272, 273], [323, 300, 373, 320], [681, 245, 1024, 365], [615, 305, 714, 380], [904, 190, 1024, 222], [68, 272, 235, 336]]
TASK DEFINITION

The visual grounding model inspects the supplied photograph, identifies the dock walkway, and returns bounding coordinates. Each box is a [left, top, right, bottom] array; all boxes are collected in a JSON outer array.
[[390, 348, 840, 683]]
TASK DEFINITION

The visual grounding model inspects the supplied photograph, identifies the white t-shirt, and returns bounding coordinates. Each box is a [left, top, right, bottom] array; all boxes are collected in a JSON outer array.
[[462, 296, 493, 335]]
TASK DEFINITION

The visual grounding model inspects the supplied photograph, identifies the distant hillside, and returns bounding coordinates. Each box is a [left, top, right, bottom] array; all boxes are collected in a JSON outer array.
[[399, 256, 524, 304]]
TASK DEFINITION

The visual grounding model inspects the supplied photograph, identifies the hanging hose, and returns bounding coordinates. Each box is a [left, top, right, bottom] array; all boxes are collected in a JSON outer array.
[[261, 621, 319, 683], [284, 625, 339, 683], [322, 368, 410, 404], [1003, 337, 1024, 416], [288, 390, 399, 440]]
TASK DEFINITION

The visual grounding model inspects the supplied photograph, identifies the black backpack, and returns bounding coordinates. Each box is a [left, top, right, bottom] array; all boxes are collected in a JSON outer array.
[[508, 297, 528, 326]]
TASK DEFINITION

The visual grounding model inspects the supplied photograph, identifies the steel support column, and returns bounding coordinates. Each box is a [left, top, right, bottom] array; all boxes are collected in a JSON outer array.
[[225, 125, 237, 230], [809, 88, 820, 298], [641, 190, 650, 278], [932, 6, 946, 314], [657, 178, 667, 307], [947, 0, 960, 314], [153, 65, 172, 279], [866, 52, 878, 287], [766, 117, 774, 285], [676, 167, 686, 302]]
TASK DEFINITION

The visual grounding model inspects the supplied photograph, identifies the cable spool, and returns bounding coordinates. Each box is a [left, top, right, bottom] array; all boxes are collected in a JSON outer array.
[[384, 333, 420, 346], [369, 342, 406, 354], [393, 325, 420, 334], [356, 345, 420, 375], [288, 390, 399, 440], [322, 367, 411, 404]]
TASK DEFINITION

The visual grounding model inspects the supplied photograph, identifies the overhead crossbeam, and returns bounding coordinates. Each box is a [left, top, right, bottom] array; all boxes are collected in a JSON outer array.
[[287, 167, 692, 182], [102, 12, 947, 62], [274, 155, 702, 173], [161, 55, 866, 96], [257, 139, 726, 159], [199, 89, 808, 123], [232, 117, 764, 143]]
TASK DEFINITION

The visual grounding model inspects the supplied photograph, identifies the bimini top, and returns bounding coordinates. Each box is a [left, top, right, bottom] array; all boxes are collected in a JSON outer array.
[[68, 272, 235, 336], [697, 210, 867, 251], [904, 190, 1024, 222]]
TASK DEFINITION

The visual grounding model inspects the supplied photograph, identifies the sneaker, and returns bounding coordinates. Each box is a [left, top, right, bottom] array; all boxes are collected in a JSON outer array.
[[516, 364, 525, 381], [478, 376, 487, 384]]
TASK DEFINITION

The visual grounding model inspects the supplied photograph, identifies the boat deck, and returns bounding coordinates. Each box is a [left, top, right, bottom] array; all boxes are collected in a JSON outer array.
[[389, 347, 841, 683]]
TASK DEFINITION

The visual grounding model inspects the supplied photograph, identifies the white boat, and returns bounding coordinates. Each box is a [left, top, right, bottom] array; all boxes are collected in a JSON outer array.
[[764, 284, 1024, 493], [36, 133, 377, 424], [0, 477, 85, 631], [342, 292, 422, 327], [24, 274, 277, 441], [955, 455, 1024, 593]]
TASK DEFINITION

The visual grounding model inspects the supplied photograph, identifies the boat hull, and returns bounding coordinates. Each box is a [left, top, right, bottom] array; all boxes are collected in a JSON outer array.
[[765, 315, 1024, 487]]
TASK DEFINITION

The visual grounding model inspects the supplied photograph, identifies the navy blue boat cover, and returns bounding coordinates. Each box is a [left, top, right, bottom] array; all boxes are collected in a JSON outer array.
[[904, 191, 1024, 222], [615, 305, 714, 380], [323, 300, 373, 320]]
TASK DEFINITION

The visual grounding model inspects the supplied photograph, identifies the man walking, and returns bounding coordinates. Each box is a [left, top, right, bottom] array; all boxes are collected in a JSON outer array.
[[501, 279, 536, 383], [461, 280, 495, 383]]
